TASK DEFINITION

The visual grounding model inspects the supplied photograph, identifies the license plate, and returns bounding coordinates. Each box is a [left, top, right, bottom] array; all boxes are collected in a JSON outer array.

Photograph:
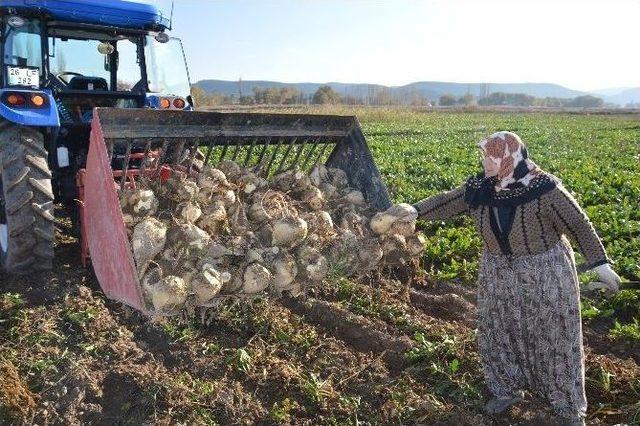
[[7, 67, 39, 88]]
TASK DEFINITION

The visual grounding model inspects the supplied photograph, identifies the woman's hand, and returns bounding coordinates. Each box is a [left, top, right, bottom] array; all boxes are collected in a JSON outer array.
[[593, 263, 622, 292]]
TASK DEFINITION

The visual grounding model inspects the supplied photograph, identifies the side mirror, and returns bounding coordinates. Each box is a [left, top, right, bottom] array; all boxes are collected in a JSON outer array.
[[97, 42, 114, 55]]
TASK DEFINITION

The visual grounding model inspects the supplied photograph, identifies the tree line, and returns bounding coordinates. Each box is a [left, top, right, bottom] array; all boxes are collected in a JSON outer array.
[[191, 85, 605, 108], [439, 92, 604, 108]]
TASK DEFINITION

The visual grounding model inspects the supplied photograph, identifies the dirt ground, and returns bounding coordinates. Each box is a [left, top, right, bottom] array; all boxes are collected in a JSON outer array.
[[0, 209, 638, 425]]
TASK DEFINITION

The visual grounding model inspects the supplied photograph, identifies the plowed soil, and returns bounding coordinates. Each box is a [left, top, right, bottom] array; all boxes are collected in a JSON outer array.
[[1, 209, 638, 425]]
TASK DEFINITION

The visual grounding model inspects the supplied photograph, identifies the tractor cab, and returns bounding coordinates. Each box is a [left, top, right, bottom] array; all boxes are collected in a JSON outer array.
[[0, 0, 194, 273], [0, 0, 192, 200]]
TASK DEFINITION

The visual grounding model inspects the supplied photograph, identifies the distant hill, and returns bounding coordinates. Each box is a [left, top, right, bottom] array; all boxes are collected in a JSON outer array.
[[591, 87, 634, 96], [603, 88, 640, 106], [194, 79, 640, 105]]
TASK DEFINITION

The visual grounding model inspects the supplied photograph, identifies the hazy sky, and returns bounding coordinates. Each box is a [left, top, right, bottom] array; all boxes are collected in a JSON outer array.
[[160, 0, 640, 91]]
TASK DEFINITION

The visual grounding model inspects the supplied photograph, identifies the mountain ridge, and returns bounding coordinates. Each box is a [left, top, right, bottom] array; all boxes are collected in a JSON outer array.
[[194, 79, 640, 105]]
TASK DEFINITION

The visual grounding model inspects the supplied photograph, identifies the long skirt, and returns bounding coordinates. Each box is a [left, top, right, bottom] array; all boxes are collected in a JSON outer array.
[[477, 236, 587, 419]]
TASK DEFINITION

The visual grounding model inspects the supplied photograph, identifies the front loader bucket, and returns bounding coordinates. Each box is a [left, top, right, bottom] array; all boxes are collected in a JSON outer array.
[[80, 107, 391, 314]]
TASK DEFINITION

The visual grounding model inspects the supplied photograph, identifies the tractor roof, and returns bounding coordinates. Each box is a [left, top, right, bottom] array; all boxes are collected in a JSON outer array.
[[2, 0, 170, 31]]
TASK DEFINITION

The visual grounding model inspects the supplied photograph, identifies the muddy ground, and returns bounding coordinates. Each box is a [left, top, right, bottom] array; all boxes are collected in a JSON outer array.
[[0, 210, 638, 425]]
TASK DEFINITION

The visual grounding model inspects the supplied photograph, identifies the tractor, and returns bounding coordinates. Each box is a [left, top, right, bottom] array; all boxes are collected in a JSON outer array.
[[0, 0, 390, 314], [0, 0, 192, 273]]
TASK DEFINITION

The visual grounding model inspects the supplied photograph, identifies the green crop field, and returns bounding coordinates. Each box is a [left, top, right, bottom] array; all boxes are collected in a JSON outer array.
[[1, 107, 638, 425]]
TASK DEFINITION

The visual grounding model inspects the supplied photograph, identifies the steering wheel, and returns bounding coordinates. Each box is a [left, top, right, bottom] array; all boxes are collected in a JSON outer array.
[[56, 71, 85, 85]]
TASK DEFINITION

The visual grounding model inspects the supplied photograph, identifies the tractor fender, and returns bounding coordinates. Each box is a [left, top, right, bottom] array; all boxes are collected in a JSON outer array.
[[0, 88, 60, 127]]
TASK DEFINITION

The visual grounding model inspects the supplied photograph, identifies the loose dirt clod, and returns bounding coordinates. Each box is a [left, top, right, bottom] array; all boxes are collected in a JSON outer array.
[[0, 361, 37, 420], [120, 161, 425, 314]]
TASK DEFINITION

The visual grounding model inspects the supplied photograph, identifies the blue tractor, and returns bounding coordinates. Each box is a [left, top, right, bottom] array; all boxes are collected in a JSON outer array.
[[0, 0, 193, 273]]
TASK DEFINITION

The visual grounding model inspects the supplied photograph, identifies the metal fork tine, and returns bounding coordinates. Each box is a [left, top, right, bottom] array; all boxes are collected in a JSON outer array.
[[254, 137, 271, 171], [301, 137, 321, 170], [203, 137, 215, 167], [107, 139, 114, 163], [219, 137, 230, 161], [231, 138, 242, 162], [313, 139, 331, 167], [186, 138, 200, 176], [243, 137, 258, 167], [275, 137, 297, 175], [290, 137, 308, 170], [120, 142, 132, 191], [154, 139, 169, 178], [265, 137, 284, 176], [171, 139, 186, 164], [139, 139, 152, 177]]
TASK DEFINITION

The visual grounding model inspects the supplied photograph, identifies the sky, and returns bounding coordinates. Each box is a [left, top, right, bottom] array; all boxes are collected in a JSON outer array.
[[157, 0, 640, 91]]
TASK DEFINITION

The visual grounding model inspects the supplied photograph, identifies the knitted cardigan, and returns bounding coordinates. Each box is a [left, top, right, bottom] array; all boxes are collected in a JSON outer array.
[[413, 173, 610, 268]]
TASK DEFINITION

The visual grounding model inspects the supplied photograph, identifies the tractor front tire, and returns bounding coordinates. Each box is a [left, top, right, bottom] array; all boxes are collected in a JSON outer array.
[[0, 120, 55, 274]]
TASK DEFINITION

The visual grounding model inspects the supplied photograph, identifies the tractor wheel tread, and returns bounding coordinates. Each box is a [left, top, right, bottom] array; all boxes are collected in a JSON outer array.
[[10, 244, 37, 259], [28, 178, 55, 201], [33, 226, 56, 242], [33, 246, 55, 260], [17, 131, 48, 156], [7, 167, 30, 191], [2, 154, 19, 169], [1, 120, 55, 275], [11, 258, 34, 270], [6, 190, 34, 215], [25, 155, 53, 178], [9, 215, 36, 237], [31, 201, 55, 222]]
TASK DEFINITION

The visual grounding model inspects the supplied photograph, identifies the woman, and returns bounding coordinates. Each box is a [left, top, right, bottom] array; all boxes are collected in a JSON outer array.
[[412, 131, 621, 425]]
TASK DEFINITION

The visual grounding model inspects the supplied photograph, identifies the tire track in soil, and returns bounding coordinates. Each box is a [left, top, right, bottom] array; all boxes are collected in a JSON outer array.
[[315, 278, 477, 341], [280, 296, 413, 374], [409, 288, 477, 327]]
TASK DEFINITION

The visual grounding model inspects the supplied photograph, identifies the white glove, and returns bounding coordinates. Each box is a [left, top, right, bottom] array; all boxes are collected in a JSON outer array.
[[593, 264, 621, 292]]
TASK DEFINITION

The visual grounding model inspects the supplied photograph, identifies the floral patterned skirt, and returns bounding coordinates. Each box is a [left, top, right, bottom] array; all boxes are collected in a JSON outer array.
[[477, 236, 587, 419]]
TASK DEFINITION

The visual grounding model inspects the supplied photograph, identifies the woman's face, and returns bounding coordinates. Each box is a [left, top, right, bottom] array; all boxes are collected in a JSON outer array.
[[481, 150, 499, 177]]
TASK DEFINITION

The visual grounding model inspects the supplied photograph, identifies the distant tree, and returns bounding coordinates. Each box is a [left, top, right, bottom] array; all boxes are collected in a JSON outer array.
[[312, 86, 342, 105], [190, 85, 209, 106], [342, 95, 361, 105], [570, 95, 604, 108], [458, 93, 476, 106], [439, 94, 456, 106], [478, 92, 534, 107], [239, 95, 254, 105], [279, 87, 301, 104], [209, 93, 227, 106], [251, 87, 301, 104], [372, 87, 394, 105]]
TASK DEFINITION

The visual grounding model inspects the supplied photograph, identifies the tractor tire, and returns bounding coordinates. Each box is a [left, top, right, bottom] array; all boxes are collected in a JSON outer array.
[[0, 120, 55, 274]]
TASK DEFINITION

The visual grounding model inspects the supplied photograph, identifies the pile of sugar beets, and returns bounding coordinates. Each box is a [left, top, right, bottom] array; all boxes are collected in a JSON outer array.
[[120, 159, 425, 314]]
